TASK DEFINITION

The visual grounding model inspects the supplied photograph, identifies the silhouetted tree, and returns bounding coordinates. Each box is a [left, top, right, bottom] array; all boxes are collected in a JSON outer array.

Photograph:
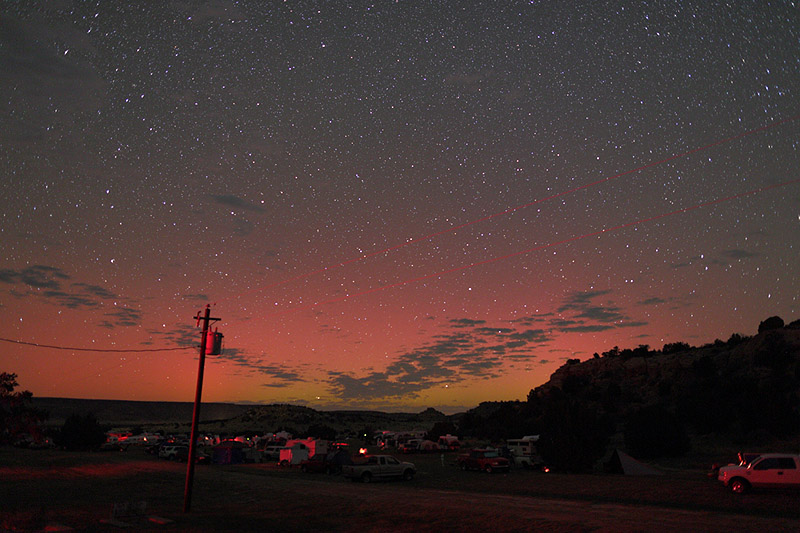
[[455, 401, 539, 441], [306, 423, 337, 441], [662, 342, 691, 354], [455, 411, 478, 437], [602, 346, 620, 358], [55, 413, 106, 451], [754, 331, 793, 371], [726, 333, 748, 346], [427, 421, 458, 442], [0, 372, 47, 445], [536, 388, 612, 473], [561, 374, 590, 396], [758, 316, 784, 333], [624, 405, 690, 459], [481, 402, 526, 441], [601, 382, 622, 413], [360, 425, 374, 445], [632, 344, 652, 358]]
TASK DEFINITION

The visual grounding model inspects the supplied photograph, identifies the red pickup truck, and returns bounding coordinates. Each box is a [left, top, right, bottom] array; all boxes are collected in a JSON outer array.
[[457, 449, 510, 473]]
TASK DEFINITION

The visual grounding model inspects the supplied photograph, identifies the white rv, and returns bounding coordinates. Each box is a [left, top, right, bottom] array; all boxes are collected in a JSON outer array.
[[279, 438, 328, 466], [506, 435, 543, 469], [437, 434, 461, 450]]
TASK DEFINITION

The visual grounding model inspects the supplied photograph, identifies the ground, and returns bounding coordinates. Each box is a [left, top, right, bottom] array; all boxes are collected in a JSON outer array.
[[2, 447, 799, 532]]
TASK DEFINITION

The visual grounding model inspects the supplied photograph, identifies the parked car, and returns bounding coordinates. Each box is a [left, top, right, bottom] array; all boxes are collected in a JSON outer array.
[[159, 445, 189, 461], [457, 448, 511, 473], [13, 434, 55, 449], [341, 455, 416, 482], [260, 445, 285, 462], [99, 440, 128, 452], [718, 453, 800, 493]]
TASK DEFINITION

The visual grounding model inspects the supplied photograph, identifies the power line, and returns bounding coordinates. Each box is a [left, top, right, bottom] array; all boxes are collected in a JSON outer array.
[[0, 336, 194, 353], [266, 177, 800, 316]]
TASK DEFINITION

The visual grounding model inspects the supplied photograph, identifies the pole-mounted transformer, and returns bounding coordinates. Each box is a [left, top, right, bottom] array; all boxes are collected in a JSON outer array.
[[205, 328, 224, 355]]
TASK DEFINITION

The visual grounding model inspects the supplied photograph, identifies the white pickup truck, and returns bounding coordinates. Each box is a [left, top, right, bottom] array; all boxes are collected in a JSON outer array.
[[341, 454, 416, 483], [717, 453, 800, 493]]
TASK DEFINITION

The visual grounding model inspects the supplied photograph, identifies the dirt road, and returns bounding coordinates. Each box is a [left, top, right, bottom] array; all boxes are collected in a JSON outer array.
[[180, 472, 800, 532]]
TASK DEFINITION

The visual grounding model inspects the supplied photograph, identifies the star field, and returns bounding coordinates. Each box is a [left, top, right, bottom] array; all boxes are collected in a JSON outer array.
[[1, 1, 798, 413]]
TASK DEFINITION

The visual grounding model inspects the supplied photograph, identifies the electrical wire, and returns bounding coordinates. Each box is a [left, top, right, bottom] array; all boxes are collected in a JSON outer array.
[[0, 336, 194, 353]]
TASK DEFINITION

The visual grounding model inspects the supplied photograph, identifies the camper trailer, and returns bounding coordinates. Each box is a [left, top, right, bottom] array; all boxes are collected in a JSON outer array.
[[279, 438, 328, 467], [437, 434, 461, 450], [506, 435, 544, 469]]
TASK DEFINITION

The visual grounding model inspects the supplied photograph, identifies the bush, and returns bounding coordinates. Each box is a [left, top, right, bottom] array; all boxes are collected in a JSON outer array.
[[624, 405, 690, 459], [758, 316, 784, 333], [537, 389, 612, 472], [54, 413, 106, 451], [0, 372, 47, 445]]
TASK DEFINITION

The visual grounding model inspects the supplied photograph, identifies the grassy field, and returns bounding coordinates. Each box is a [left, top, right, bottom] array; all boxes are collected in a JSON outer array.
[[2, 445, 800, 531]]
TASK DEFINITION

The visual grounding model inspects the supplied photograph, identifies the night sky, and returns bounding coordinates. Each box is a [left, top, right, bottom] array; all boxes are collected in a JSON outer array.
[[2, 1, 799, 414]]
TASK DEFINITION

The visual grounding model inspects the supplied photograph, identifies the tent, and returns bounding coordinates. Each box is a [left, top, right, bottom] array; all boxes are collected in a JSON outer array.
[[418, 440, 441, 452], [212, 440, 248, 465], [607, 449, 663, 476], [327, 448, 353, 466]]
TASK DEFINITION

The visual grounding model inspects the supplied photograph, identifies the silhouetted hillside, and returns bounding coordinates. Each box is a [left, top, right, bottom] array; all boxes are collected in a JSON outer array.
[[31, 398, 251, 428], [538, 316, 800, 436], [29, 397, 452, 438], [457, 316, 800, 471], [226, 404, 450, 438]]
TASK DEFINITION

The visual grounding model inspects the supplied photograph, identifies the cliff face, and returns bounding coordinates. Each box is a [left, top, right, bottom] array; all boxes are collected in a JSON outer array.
[[546, 325, 799, 384], [532, 321, 800, 428]]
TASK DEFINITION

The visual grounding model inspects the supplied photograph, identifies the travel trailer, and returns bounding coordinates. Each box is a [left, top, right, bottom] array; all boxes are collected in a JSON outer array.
[[506, 435, 544, 469]]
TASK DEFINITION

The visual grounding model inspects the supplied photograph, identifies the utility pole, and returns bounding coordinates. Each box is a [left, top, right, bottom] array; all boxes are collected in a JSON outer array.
[[184, 304, 220, 513]]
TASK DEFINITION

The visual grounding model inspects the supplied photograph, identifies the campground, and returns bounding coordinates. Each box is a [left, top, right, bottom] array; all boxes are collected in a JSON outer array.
[[2, 446, 800, 531]]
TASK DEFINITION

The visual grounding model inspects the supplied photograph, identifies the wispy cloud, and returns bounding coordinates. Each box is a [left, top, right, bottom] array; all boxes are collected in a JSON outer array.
[[325, 317, 554, 402], [211, 194, 265, 213], [673, 248, 759, 269], [720, 249, 759, 260], [0, 265, 69, 289], [322, 289, 649, 403], [0, 266, 144, 325]]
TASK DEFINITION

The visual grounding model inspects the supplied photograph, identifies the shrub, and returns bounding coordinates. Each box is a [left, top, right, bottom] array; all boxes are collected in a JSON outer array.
[[624, 405, 690, 459], [758, 316, 784, 333], [54, 413, 106, 451]]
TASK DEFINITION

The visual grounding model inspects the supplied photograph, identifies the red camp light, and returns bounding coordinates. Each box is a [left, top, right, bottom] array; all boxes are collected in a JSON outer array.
[[359, 448, 367, 455]]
